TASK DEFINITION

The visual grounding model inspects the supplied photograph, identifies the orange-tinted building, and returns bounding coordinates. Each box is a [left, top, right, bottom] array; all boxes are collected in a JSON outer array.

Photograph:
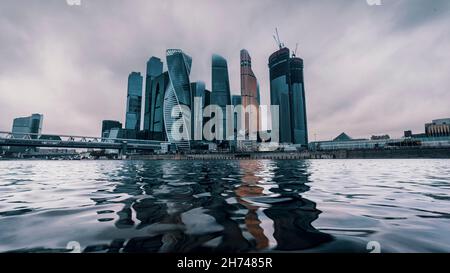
[[240, 49, 260, 139]]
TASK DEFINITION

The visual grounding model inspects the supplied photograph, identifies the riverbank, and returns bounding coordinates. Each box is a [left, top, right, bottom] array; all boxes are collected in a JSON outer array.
[[129, 147, 450, 160], [128, 151, 335, 160], [2, 147, 449, 161]]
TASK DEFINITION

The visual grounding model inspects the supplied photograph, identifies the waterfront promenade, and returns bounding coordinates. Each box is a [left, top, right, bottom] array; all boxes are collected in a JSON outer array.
[[128, 147, 450, 160]]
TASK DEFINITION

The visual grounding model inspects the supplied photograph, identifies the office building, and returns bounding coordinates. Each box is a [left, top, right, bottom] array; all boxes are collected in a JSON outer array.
[[148, 72, 170, 141], [232, 95, 243, 136], [211, 54, 232, 141], [269, 47, 308, 146], [231, 95, 242, 150], [125, 72, 143, 131], [11, 113, 43, 153], [190, 81, 209, 140], [101, 120, 122, 138], [405, 118, 450, 139], [144, 57, 164, 131], [12, 113, 43, 139], [309, 131, 450, 151], [163, 49, 193, 150], [203, 88, 212, 140], [426, 118, 450, 137], [240, 49, 260, 140]]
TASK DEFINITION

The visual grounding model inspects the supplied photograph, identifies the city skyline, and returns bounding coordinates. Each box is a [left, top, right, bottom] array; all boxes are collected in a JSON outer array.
[[1, 0, 450, 140]]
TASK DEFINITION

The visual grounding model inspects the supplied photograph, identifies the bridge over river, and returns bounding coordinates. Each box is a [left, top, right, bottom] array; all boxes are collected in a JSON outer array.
[[0, 131, 163, 155]]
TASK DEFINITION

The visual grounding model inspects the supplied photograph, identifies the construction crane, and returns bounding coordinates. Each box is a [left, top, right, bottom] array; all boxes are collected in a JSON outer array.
[[292, 43, 299, 57], [272, 28, 284, 49]]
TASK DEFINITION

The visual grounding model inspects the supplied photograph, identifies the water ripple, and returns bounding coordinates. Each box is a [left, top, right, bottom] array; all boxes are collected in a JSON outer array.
[[0, 159, 449, 253]]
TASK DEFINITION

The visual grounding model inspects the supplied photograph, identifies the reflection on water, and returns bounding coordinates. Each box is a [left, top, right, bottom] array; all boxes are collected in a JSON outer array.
[[234, 160, 332, 251], [0, 159, 449, 253]]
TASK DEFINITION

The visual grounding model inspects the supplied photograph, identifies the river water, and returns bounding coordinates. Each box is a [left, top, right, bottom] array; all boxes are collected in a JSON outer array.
[[0, 159, 449, 253]]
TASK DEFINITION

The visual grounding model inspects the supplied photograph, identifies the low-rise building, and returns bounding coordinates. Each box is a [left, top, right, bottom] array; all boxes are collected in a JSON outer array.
[[426, 118, 450, 137], [310, 131, 450, 151], [102, 120, 122, 138]]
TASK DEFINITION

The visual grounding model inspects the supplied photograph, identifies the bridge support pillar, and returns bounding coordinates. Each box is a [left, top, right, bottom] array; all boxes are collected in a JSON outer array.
[[119, 142, 128, 158]]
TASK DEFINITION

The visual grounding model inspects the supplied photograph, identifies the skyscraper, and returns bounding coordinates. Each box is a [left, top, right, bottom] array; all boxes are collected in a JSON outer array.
[[290, 56, 308, 145], [231, 95, 243, 140], [191, 81, 207, 140], [211, 54, 232, 141], [203, 88, 212, 140], [240, 49, 260, 140], [125, 72, 143, 131], [163, 49, 193, 150], [148, 71, 170, 141], [269, 47, 308, 146], [144, 57, 163, 131]]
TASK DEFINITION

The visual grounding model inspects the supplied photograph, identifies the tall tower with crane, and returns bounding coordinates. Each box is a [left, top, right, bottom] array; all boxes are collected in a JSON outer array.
[[268, 28, 308, 146]]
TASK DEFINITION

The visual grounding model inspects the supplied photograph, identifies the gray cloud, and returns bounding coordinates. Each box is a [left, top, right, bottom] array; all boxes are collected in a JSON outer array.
[[390, 0, 450, 31], [0, 0, 449, 140]]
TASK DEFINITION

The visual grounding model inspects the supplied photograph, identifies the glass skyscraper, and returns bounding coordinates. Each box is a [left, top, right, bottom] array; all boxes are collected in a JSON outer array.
[[203, 88, 212, 140], [290, 57, 308, 145], [190, 81, 207, 140], [231, 95, 243, 144], [144, 57, 163, 131], [125, 72, 143, 131], [211, 54, 231, 141], [163, 49, 193, 150], [147, 71, 169, 141], [269, 47, 308, 146], [142, 51, 212, 147]]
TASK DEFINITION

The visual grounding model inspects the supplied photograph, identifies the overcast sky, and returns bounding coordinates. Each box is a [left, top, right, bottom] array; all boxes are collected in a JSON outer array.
[[1, 0, 449, 140]]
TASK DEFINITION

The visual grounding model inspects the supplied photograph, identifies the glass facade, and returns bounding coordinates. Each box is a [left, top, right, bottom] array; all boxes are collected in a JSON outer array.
[[269, 48, 308, 146], [166, 49, 192, 106], [232, 95, 242, 139], [191, 81, 207, 140], [144, 57, 163, 131], [125, 72, 143, 131], [140, 50, 213, 148], [164, 49, 193, 150], [101, 120, 122, 138], [240, 49, 259, 139], [203, 89, 212, 139], [211, 54, 232, 141], [148, 72, 170, 141], [290, 58, 308, 145], [310, 136, 450, 151], [12, 113, 43, 139], [11, 113, 43, 152]]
